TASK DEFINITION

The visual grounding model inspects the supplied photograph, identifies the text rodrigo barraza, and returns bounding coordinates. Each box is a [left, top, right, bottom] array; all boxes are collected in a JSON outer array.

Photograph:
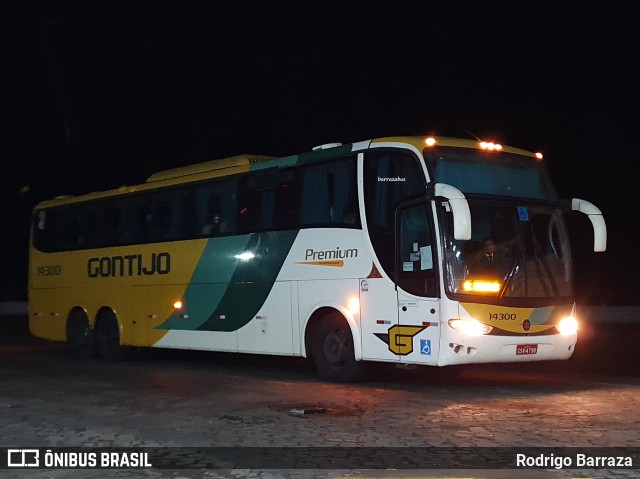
[[516, 453, 633, 469]]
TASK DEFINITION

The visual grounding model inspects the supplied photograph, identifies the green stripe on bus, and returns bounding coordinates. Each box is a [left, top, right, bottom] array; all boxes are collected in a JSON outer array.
[[198, 230, 299, 331], [156, 235, 252, 331], [157, 230, 299, 332]]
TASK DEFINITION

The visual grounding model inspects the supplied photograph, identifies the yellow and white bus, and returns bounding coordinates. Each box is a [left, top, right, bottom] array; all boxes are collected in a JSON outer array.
[[29, 136, 607, 381]]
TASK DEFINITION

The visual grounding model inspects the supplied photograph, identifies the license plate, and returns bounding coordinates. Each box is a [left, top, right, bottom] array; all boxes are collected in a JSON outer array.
[[516, 344, 538, 355]]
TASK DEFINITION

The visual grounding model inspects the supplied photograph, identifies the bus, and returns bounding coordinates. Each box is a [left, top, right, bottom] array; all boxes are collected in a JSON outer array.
[[28, 136, 607, 382]]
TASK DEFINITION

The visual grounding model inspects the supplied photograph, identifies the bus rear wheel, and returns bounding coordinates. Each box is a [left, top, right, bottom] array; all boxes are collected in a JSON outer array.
[[97, 311, 129, 361], [311, 315, 362, 382], [66, 310, 97, 358]]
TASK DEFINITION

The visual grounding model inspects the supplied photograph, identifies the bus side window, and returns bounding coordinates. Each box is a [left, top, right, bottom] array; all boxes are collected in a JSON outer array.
[[364, 151, 426, 279], [238, 170, 294, 233], [177, 189, 195, 240], [202, 195, 224, 236], [275, 169, 296, 230], [84, 204, 106, 248], [397, 203, 438, 297], [238, 176, 261, 233], [133, 197, 150, 244], [148, 198, 173, 241], [53, 206, 82, 250], [146, 190, 196, 242], [196, 180, 236, 236], [299, 157, 358, 228], [119, 198, 145, 245], [300, 164, 330, 225], [105, 204, 125, 245], [220, 182, 237, 235], [32, 210, 49, 251]]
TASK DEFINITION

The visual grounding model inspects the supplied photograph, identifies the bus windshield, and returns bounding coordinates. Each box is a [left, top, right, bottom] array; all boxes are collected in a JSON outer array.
[[441, 199, 574, 303], [425, 146, 558, 201]]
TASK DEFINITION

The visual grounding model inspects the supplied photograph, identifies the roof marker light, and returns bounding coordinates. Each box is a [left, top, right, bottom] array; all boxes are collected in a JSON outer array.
[[479, 141, 502, 151], [425, 137, 437, 147]]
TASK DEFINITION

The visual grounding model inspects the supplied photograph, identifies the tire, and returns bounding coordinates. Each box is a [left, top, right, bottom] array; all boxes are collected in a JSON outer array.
[[66, 310, 97, 359], [97, 312, 129, 361], [311, 315, 362, 382]]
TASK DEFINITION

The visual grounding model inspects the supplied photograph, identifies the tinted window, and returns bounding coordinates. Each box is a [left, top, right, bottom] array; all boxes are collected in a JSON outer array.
[[364, 150, 426, 277], [32, 155, 361, 252], [397, 202, 438, 297], [299, 157, 359, 227], [238, 169, 295, 233]]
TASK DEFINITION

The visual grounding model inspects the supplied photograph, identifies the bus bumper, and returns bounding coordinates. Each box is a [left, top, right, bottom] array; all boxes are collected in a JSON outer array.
[[436, 332, 577, 366]]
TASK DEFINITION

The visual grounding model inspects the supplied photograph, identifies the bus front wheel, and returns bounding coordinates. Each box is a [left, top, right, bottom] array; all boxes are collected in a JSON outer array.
[[66, 309, 97, 359], [97, 311, 129, 361], [311, 315, 362, 382]]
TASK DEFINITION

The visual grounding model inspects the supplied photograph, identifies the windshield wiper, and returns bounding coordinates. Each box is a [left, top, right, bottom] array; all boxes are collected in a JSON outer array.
[[498, 249, 522, 299], [531, 234, 559, 296]]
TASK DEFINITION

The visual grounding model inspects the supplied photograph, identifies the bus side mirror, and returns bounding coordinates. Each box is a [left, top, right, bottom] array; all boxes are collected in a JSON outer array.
[[428, 183, 472, 241], [563, 198, 607, 252]]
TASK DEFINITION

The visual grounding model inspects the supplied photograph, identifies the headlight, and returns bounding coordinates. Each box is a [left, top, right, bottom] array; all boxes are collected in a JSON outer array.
[[448, 318, 493, 336], [556, 316, 578, 335]]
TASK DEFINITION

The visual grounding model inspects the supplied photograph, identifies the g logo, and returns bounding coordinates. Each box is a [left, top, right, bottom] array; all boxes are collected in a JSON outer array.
[[387, 325, 425, 355]]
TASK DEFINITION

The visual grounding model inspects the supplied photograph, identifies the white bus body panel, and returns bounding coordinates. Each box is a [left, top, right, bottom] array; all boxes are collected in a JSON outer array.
[[237, 281, 295, 355], [154, 329, 237, 352], [359, 275, 400, 362]]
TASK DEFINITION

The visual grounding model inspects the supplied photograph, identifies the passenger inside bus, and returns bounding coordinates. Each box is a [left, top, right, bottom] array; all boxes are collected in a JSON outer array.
[[202, 213, 226, 235], [343, 212, 358, 224]]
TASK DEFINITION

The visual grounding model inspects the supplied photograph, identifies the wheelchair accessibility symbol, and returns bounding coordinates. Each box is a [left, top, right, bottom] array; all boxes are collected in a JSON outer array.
[[420, 339, 432, 355], [517, 206, 529, 222]]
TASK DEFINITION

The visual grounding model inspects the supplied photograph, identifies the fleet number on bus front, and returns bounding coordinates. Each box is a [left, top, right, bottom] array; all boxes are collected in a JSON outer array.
[[489, 313, 517, 320]]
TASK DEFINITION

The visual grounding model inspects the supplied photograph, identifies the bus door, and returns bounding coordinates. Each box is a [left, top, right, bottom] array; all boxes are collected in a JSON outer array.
[[359, 240, 400, 363], [394, 201, 441, 365], [360, 200, 440, 364], [360, 264, 400, 362]]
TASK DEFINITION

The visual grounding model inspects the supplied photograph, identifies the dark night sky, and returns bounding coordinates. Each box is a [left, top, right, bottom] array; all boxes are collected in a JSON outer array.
[[1, 2, 638, 303]]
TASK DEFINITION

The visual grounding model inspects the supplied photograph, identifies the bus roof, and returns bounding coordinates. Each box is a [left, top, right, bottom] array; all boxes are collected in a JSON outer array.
[[146, 154, 275, 182], [371, 136, 537, 158], [35, 136, 539, 208]]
